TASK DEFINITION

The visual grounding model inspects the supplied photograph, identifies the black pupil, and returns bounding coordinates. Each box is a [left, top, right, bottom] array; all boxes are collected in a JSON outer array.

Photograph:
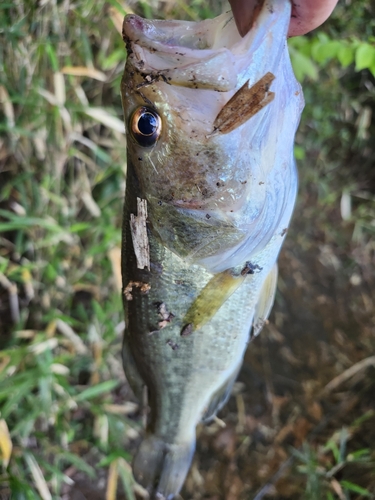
[[138, 113, 157, 136]]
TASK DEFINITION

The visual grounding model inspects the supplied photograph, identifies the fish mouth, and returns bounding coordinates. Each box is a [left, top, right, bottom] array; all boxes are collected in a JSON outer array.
[[122, 0, 292, 92]]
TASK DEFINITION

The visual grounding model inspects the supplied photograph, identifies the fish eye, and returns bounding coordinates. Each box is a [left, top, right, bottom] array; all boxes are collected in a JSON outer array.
[[130, 107, 161, 147]]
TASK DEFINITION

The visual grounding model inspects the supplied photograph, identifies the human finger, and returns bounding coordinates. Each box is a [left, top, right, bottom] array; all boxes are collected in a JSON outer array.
[[228, 0, 339, 38]]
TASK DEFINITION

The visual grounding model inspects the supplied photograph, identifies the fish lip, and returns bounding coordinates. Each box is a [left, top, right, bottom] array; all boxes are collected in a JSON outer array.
[[122, 13, 239, 91], [123, 14, 222, 57]]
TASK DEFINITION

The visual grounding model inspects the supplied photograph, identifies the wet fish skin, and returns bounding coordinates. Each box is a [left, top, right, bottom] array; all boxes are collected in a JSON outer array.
[[121, 1, 304, 498]]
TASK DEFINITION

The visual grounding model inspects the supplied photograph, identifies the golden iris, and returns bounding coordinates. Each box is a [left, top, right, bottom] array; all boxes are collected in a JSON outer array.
[[130, 107, 161, 147]]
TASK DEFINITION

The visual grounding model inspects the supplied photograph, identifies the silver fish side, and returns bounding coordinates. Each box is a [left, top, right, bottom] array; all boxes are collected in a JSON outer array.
[[120, 1, 304, 498]]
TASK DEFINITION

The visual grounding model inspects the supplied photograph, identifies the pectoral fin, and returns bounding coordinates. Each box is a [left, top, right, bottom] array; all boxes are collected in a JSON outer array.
[[201, 364, 242, 423], [252, 264, 278, 336]]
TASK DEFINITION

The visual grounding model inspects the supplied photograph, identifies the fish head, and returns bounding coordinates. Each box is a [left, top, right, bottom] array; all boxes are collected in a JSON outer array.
[[121, 0, 304, 269]]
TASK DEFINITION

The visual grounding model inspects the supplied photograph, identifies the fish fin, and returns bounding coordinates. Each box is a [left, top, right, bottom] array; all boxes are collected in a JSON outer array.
[[201, 364, 241, 423], [133, 434, 195, 500], [122, 333, 145, 401], [252, 263, 278, 337]]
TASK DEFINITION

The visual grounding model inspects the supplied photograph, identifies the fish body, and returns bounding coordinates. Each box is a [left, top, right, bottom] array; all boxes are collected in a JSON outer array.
[[121, 1, 304, 498]]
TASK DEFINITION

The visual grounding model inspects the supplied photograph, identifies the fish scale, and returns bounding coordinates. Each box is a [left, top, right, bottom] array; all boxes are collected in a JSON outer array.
[[121, 0, 304, 497]]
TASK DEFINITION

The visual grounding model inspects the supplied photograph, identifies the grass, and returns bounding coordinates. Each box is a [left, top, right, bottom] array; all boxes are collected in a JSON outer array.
[[1, 0, 375, 498], [0, 0, 136, 496], [294, 425, 374, 499]]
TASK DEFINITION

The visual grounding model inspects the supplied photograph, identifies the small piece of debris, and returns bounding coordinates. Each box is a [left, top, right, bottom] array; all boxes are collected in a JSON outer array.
[[130, 198, 150, 271], [124, 281, 151, 300], [211, 72, 275, 135], [280, 227, 288, 236], [156, 302, 175, 329], [241, 262, 263, 276], [166, 339, 179, 350], [181, 323, 193, 337]]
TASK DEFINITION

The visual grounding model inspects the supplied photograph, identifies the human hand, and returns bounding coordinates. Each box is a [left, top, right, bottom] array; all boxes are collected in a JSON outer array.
[[228, 0, 339, 37]]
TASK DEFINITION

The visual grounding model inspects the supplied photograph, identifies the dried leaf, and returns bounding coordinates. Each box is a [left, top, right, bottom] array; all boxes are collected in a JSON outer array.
[[0, 85, 15, 127], [109, 6, 133, 35], [0, 419, 12, 468], [103, 402, 138, 415], [28, 338, 58, 354], [340, 191, 351, 221], [108, 247, 122, 293], [106, 459, 119, 500], [25, 454, 52, 500], [56, 319, 87, 354], [62, 66, 107, 82], [81, 191, 102, 218], [117, 458, 137, 500], [330, 478, 346, 500], [84, 107, 125, 133], [54, 72, 66, 106]]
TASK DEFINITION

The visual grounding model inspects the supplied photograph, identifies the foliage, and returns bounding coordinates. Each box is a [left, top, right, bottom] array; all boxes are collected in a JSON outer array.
[[289, 0, 375, 81], [289, 34, 375, 82], [294, 424, 374, 500], [289, 0, 375, 247]]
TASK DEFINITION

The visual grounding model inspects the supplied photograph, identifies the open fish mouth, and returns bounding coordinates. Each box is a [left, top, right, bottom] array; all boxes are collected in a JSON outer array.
[[122, 0, 291, 93]]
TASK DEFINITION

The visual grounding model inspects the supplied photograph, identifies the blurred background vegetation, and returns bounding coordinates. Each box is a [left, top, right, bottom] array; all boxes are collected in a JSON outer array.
[[0, 0, 374, 499]]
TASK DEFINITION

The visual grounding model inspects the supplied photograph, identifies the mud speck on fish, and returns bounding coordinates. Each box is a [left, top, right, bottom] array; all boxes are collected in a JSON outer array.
[[166, 339, 179, 350], [181, 323, 194, 337]]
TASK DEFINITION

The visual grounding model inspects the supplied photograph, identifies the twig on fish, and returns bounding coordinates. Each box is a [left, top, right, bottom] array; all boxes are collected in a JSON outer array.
[[136, 72, 170, 89], [130, 198, 150, 271], [210, 72, 275, 135]]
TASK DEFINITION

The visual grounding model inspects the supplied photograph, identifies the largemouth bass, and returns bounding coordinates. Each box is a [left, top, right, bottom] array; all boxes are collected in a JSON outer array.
[[120, 0, 304, 498]]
